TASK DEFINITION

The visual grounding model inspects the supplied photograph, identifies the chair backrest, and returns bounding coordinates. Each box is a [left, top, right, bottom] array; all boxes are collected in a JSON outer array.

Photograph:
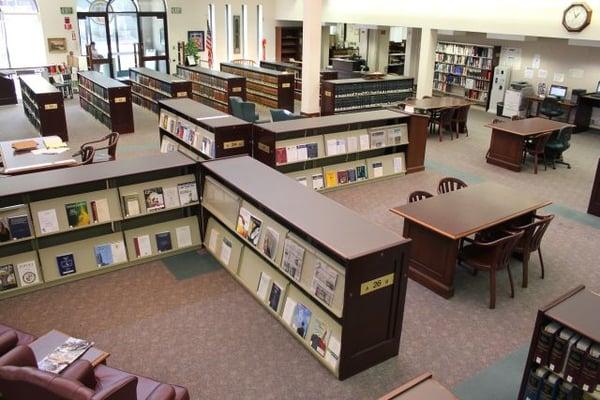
[[541, 97, 560, 113], [496, 230, 524, 270], [437, 177, 468, 194], [229, 96, 244, 119], [270, 109, 302, 122], [239, 101, 257, 123], [459, 105, 471, 121], [553, 126, 572, 148], [527, 214, 554, 252], [491, 118, 505, 124], [532, 131, 553, 153], [439, 107, 455, 122], [0, 365, 94, 400], [408, 190, 434, 203], [80, 146, 96, 165]]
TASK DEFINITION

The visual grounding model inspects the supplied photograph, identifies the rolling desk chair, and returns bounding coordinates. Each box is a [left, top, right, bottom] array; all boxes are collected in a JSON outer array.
[[545, 126, 572, 169], [539, 97, 564, 120]]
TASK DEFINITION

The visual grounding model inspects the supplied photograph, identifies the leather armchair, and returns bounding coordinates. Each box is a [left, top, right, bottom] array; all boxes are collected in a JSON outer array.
[[0, 322, 36, 347], [0, 330, 18, 356]]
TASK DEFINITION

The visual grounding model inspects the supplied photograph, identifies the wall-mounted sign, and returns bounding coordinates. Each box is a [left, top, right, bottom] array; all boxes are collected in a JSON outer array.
[[60, 7, 73, 15], [171, 7, 182, 14]]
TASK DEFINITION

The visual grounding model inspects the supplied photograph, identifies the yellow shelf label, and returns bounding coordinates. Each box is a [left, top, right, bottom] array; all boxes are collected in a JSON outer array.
[[114, 97, 126, 103], [257, 142, 270, 154], [360, 273, 394, 296], [176, 91, 188, 97], [44, 103, 58, 110], [232, 87, 242, 93], [223, 140, 244, 149], [282, 83, 291, 88]]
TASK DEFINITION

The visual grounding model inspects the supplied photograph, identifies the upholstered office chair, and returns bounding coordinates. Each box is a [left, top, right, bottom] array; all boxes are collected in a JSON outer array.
[[270, 109, 303, 122], [229, 96, 244, 118], [458, 230, 524, 309], [509, 214, 554, 288], [539, 97, 564, 120], [437, 177, 468, 194], [523, 131, 552, 174], [408, 190, 434, 203], [545, 126, 572, 169], [78, 132, 119, 163], [229, 96, 261, 123]]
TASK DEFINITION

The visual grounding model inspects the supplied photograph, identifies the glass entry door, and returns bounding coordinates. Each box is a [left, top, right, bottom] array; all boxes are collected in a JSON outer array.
[[78, 13, 112, 76], [138, 13, 168, 73], [108, 12, 139, 77]]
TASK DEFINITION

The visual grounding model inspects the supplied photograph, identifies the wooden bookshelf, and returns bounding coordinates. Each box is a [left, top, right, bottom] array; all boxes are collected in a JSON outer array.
[[434, 41, 500, 108], [276, 26, 302, 62], [129, 67, 192, 114], [19, 75, 68, 142], [0, 152, 201, 300], [320, 76, 414, 116], [199, 155, 410, 379], [387, 41, 406, 75], [176, 65, 246, 114], [78, 71, 134, 134], [518, 285, 600, 399], [0, 72, 17, 105], [158, 98, 252, 161], [259, 60, 338, 101], [220, 62, 295, 112], [253, 109, 428, 191]]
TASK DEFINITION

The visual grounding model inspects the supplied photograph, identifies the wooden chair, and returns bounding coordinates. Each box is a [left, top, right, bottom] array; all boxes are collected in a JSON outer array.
[[509, 214, 554, 288], [79, 132, 119, 163], [523, 131, 552, 174], [451, 105, 470, 138], [437, 177, 468, 194], [458, 230, 524, 309], [231, 59, 255, 66], [74, 145, 95, 166], [432, 107, 455, 141], [408, 190, 433, 203]]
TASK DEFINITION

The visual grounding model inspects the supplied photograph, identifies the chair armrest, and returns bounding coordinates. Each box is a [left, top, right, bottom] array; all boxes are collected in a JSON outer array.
[[0, 345, 36, 367], [146, 384, 176, 400], [92, 375, 138, 400], [62, 359, 96, 389], [0, 331, 18, 355]]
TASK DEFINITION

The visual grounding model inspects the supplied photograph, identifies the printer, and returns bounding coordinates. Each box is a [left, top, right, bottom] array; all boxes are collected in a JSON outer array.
[[502, 81, 535, 118]]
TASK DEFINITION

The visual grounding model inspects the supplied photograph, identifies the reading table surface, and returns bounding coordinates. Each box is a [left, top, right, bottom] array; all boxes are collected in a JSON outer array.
[[402, 97, 472, 111], [30, 329, 109, 367], [0, 136, 76, 175]]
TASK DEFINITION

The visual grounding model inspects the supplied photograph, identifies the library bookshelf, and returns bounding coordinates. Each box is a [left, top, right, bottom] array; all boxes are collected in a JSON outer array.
[[19, 75, 68, 142], [433, 41, 500, 108], [253, 110, 428, 192], [275, 26, 302, 62], [199, 156, 410, 379], [321, 76, 414, 116], [220, 62, 295, 112], [176, 65, 246, 114], [129, 67, 192, 113], [259, 60, 338, 101], [0, 152, 201, 300], [78, 71, 134, 134], [158, 98, 252, 161], [387, 40, 406, 75], [518, 285, 600, 399]]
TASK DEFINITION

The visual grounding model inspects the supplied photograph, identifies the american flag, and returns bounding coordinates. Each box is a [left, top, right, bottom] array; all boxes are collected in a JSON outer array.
[[206, 19, 213, 69]]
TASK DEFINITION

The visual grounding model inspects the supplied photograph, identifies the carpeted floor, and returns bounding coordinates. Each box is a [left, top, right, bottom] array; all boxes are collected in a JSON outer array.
[[1, 97, 599, 400]]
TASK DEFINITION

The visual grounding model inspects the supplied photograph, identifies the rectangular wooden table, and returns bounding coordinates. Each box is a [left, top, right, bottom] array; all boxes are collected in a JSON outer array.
[[29, 329, 109, 367], [390, 182, 551, 298], [0, 136, 76, 174], [485, 117, 573, 172], [402, 97, 472, 113]]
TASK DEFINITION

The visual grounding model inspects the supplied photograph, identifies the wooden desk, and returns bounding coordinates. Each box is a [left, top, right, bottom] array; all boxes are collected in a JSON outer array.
[[588, 158, 600, 217], [527, 96, 576, 122], [485, 118, 573, 172], [403, 97, 472, 112], [30, 329, 109, 367], [390, 182, 551, 298], [575, 94, 600, 132], [379, 373, 458, 400], [0, 136, 76, 174]]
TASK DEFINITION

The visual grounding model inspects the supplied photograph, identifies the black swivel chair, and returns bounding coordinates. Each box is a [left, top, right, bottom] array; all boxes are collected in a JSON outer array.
[[539, 97, 564, 120], [545, 126, 572, 169]]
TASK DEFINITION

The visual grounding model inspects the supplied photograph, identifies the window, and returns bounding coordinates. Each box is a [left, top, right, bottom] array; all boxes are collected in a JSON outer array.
[[0, 0, 45, 68], [225, 4, 232, 61], [256, 4, 263, 61], [241, 4, 248, 59]]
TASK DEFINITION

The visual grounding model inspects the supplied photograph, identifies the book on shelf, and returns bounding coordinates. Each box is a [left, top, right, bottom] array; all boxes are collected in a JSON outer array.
[[94, 244, 114, 267], [37, 209, 60, 234], [65, 201, 91, 228], [311, 259, 338, 307], [268, 282, 282, 312], [347, 136, 358, 153], [548, 329, 579, 373], [256, 272, 272, 302], [372, 162, 384, 178], [56, 253, 76, 276], [16, 260, 40, 287], [370, 130, 386, 149], [143, 187, 166, 212], [163, 186, 181, 209], [337, 170, 349, 185], [122, 194, 141, 217], [564, 337, 592, 384], [312, 174, 324, 191], [0, 218, 10, 243], [133, 235, 152, 258], [309, 317, 330, 357], [275, 148, 287, 165], [236, 207, 262, 247], [296, 177, 308, 187], [325, 335, 341, 370], [0, 264, 17, 291], [7, 215, 32, 240], [579, 344, 600, 391], [155, 231, 173, 253], [534, 322, 562, 366], [291, 302, 312, 339], [394, 156, 405, 174], [356, 165, 368, 180], [325, 171, 337, 188], [111, 241, 127, 264], [175, 225, 193, 248], [207, 228, 219, 253], [37, 337, 93, 374], [281, 238, 305, 281], [282, 297, 297, 326], [177, 182, 198, 205], [261, 227, 279, 261], [219, 237, 232, 265], [90, 199, 110, 223], [347, 169, 356, 183]]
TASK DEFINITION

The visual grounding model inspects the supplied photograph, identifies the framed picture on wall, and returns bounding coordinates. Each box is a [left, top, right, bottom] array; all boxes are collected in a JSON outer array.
[[233, 15, 241, 54], [47, 38, 68, 53], [188, 31, 205, 52]]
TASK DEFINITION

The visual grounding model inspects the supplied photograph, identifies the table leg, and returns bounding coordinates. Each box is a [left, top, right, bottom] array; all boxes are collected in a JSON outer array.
[[486, 129, 525, 172], [403, 220, 460, 299]]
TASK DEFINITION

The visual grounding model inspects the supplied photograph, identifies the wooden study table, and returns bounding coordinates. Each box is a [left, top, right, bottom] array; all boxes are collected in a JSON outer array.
[[0, 136, 76, 174], [378, 373, 458, 400], [485, 118, 573, 172], [30, 329, 109, 367], [390, 182, 551, 298], [402, 97, 472, 113]]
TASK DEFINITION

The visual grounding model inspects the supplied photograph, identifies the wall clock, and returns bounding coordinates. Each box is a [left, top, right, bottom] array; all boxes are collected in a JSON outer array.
[[563, 2, 592, 32]]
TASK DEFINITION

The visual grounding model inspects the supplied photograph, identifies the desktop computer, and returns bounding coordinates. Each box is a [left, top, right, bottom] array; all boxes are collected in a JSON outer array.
[[548, 85, 568, 100]]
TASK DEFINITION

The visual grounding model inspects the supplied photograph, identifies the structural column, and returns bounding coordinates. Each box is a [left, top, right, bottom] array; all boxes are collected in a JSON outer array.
[[301, 0, 322, 115], [416, 28, 437, 99]]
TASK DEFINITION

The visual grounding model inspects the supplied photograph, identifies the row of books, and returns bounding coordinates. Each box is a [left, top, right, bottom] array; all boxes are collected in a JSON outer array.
[[79, 89, 110, 114], [434, 74, 490, 91], [78, 76, 109, 100], [531, 321, 600, 393], [130, 71, 172, 95], [132, 93, 159, 113], [247, 81, 278, 97], [247, 93, 278, 109], [132, 83, 168, 103], [191, 93, 228, 113], [435, 42, 493, 58], [159, 112, 215, 158], [247, 88, 277, 102], [132, 226, 193, 258], [523, 367, 587, 400], [434, 65, 493, 81], [221, 65, 280, 88], [177, 68, 231, 92], [435, 54, 493, 70], [333, 81, 413, 98], [333, 93, 410, 112], [80, 98, 112, 130], [191, 83, 228, 103], [434, 83, 488, 103], [122, 182, 198, 217]]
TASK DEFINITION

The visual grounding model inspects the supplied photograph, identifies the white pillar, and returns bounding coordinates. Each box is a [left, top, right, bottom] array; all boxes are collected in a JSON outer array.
[[416, 28, 437, 99], [301, 0, 322, 115]]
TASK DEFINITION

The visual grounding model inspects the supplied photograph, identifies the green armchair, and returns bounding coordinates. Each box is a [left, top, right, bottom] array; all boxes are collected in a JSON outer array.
[[545, 126, 572, 169], [229, 96, 262, 123], [270, 109, 303, 122]]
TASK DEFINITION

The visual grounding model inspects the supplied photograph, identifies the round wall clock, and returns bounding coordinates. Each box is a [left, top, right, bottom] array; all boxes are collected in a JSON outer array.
[[563, 2, 592, 32]]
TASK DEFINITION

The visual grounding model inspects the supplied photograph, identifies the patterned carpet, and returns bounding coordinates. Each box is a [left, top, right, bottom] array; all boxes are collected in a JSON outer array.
[[0, 99, 599, 400]]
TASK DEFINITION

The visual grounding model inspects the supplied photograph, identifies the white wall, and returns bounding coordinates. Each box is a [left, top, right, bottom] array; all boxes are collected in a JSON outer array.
[[34, 0, 276, 70]]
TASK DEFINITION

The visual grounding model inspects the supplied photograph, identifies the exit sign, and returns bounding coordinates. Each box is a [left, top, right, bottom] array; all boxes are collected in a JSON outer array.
[[60, 7, 73, 15], [171, 7, 182, 14]]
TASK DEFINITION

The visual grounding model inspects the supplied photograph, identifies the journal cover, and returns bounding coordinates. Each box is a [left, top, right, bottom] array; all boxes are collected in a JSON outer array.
[[337, 170, 349, 185], [65, 201, 91, 228], [90, 199, 110, 223], [369, 129, 386, 148], [7, 215, 31, 239], [325, 171, 337, 188], [122, 194, 140, 216], [306, 143, 318, 159], [162, 186, 181, 209], [94, 244, 113, 267], [296, 177, 308, 187], [175, 225, 193, 248], [356, 165, 368, 180], [56, 254, 76, 276], [177, 182, 198, 205], [0, 264, 17, 291], [262, 227, 279, 261], [268, 283, 282, 312], [347, 169, 357, 183], [133, 235, 152, 258], [16, 261, 40, 287], [37, 209, 59, 234], [312, 174, 324, 191], [372, 162, 384, 178], [291, 303, 312, 339], [311, 259, 338, 307], [281, 238, 305, 281], [256, 272, 272, 302], [309, 317, 329, 357], [143, 187, 165, 212], [155, 231, 173, 253], [275, 148, 287, 165]]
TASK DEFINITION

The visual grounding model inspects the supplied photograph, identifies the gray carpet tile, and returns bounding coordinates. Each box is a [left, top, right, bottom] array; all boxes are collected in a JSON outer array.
[[0, 100, 599, 400]]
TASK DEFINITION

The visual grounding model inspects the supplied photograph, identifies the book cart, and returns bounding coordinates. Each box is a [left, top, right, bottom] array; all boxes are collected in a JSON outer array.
[[0, 152, 201, 300], [199, 155, 411, 379]]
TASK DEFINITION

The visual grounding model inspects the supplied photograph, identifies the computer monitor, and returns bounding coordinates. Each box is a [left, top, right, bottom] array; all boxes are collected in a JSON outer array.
[[596, 80, 600, 93], [549, 85, 568, 100]]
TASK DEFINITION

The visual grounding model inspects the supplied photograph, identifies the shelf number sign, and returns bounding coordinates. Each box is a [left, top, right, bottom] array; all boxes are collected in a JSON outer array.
[[360, 273, 394, 296]]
